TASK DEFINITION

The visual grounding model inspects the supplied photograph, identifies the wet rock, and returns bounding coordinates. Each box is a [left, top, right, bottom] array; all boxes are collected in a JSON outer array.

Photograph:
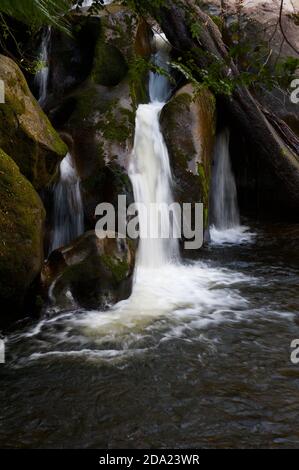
[[42, 231, 135, 310], [0, 148, 45, 325], [0, 55, 67, 191], [160, 84, 216, 227]]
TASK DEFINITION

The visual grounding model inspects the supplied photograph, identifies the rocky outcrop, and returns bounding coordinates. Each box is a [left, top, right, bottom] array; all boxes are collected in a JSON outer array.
[[0, 148, 45, 325], [199, 0, 299, 135], [0, 55, 67, 191], [149, 0, 299, 218], [42, 231, 134, 310], [160, 84, 216, 227], [47, 7, 153, 229]]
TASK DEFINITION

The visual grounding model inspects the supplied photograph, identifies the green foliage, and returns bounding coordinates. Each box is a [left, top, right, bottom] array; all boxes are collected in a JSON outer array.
[[190, 22, 202, 40], [0, 0, 71, 33], [172, 55, 235, 97], [128, 55, 150, 106], [120, 0, 167, 16]]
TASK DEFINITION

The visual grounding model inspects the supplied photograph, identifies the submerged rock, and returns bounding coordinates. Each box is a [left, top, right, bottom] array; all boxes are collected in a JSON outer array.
[[0, 55, 67, 191], [0, 148, 45, 325], [42, 231, 134, 310], [160, 84, 216, 228]]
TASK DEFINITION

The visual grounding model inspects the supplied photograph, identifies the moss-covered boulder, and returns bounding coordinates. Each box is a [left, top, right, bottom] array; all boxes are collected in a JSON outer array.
[[0, 55, 67, 190], [42, 231, 134, 309], [160, 84, 216, 228], [0, 148, 45, 325]]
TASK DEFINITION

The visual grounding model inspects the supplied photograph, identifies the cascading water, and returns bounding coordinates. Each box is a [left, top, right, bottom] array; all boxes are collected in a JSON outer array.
[[35, 27, 51, 106], [49, 153, 84, 254], [210, 129, 254, 244], [128, 33, 179, 269]]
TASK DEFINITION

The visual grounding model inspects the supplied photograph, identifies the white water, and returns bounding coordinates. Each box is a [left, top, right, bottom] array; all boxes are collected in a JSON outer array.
[[50, 153, 84, 254], [35, 27, 51, 106], [128, 33, 179, 269], [77, 0, 113, 8], [210, 130, 254, 245]]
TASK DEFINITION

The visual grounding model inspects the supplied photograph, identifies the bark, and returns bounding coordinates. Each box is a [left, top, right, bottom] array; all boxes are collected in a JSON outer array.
[[151, 0, 299, 206]]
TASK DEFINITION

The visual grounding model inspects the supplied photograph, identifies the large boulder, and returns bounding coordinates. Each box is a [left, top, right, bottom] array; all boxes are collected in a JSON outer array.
[[0, 148, 45, 325], [160, 84, 216, 227], [0, 55, 67, 191], [42, 231, 135, 310], [47, 7, 153, 229]]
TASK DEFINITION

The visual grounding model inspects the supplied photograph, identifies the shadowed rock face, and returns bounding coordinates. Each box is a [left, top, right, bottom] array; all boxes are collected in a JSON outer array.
[[0, 148, 45, 325], [0, 55, 67, 191], [42, 231, 135, 310]]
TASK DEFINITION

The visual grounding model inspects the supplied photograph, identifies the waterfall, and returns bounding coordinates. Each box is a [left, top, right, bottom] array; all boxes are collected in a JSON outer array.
[[128, 33, 179, 268], [149, 33, 172, 103], [50, 153, 84, 254], [35, 27, 51, 106], [211, 129, 240, 230], [210, 130, 254, 244]]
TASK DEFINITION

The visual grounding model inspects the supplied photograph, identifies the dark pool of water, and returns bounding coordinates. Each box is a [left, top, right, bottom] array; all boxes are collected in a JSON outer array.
[[1, 222, 299, 448]]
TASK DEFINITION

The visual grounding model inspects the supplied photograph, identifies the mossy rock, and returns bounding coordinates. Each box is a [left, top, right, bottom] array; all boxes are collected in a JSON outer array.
[[0, 55, 67, 190], [55, 81, 135, 228], [0, 148, 45, 324], [92, 43, 128, 86], [42, 231, 135, 309], [160, 84, 216, 229]]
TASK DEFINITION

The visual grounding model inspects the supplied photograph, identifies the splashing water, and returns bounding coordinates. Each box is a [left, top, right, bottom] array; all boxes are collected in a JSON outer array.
[[35, 27, 51, 106], [210, 129, 254, 245], [49, 153, 84, 254]]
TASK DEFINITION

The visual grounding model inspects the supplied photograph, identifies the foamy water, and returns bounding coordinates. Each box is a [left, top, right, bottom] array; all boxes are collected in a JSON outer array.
[[210, 225, 256, 245]]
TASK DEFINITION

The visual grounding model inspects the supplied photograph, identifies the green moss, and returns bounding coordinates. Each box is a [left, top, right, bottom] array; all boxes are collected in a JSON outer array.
[[92, 41, 128, 86], [0, 148, 45, 310], [0, 55, 67, 190], [100, 105, 134, 143], [101, 254, 129, 283]]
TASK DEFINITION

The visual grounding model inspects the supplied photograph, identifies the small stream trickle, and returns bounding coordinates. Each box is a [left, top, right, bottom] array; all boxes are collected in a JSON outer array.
[[210, 129, 255, 245], [35, 26, 51, 106], [49, 152, 84, 254]]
